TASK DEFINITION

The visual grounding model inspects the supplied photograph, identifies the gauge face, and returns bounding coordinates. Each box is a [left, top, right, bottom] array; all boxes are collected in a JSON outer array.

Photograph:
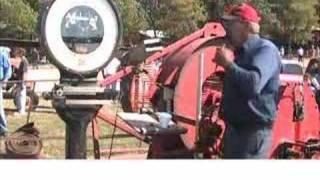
[[43, 0, 121, 76], [61, 6, 104, 54]]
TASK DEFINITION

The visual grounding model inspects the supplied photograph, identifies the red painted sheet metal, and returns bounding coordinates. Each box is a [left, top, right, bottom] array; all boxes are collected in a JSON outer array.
[[173, 45, 224, 120], [175, 47, 224, 150], [156, 38, 225, 149], [270, 82, 320, 155], [157, 37, 216, 86], [295, 85, 320, 141]]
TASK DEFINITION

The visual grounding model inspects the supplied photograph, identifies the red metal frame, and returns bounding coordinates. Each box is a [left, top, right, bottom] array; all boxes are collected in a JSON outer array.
[[93, 23, 226, 158], [98, 23, 226, 87], [96, 106, 146, 142], [270, 81, 320, 158], [94, 21, 320, 159]]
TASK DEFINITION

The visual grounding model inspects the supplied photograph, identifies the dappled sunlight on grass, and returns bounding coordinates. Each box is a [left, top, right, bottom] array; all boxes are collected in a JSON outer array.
[[1, 99, 148, 159]]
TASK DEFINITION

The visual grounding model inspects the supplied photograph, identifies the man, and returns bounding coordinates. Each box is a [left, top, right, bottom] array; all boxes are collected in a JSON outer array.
[[0, 47, 12, 136], [215, 3, 281, 159], [10, 48, 28, 115], [298, 47, 304, 62]]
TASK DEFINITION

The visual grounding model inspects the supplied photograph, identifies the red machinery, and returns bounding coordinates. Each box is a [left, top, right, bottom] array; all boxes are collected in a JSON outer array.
[[270, 68, 320, 159], [34, 0, 320, 159], [95, 22, 320, 159], [96, 22, 227, 158]]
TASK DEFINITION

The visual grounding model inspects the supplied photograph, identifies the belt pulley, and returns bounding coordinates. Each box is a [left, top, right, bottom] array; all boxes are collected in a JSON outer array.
[[5, 123, 42, 159]]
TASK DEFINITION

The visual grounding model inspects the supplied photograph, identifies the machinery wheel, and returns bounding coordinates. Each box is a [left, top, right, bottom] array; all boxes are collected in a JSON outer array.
[[5, 123, 42, 159]]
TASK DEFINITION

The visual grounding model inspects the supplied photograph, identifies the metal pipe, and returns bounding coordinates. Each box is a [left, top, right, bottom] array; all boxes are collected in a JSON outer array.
[[54, 105, 99, 159], [195, 50, 204, 158]]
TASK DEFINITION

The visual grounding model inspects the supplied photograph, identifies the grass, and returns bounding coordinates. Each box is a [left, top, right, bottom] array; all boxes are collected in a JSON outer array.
[[1, 99, 148, 159]]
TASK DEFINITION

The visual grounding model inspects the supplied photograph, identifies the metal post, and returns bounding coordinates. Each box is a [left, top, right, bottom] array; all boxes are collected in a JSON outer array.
[[195, 50, 204, 158], [54, 100, 99, 159]]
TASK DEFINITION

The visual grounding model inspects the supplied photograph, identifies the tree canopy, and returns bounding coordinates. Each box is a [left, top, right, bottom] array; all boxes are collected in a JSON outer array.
[[270, 0, 318, 46], [0, 0, 38, 39], [0, 0, 319, 46]]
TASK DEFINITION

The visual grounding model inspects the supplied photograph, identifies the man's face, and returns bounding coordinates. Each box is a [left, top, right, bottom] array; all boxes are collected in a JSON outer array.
[[222, 19, 247, 47]]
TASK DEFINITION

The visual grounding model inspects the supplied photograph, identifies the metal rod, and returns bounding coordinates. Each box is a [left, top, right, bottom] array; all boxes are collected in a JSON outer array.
[[3, 79, 60, 84], [92, 117, 101, 159], [195, 50, 205, 158], [99, 147, 149, 154], [26, 81, 36, 124]]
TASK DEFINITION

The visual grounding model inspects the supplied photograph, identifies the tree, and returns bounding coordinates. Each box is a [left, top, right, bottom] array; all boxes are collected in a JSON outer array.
[[203, 0, 242, 21], [270, 0, 318, 47], [114, 0, 206, 43], [137, 0, 206, 40], [201, 0, 276, 39], [0, 0, 38, 39], [114, 0, 148, 45], [23, 0, 39, 12], [316, 0, 320, 24], [202, 0, 318, 46]]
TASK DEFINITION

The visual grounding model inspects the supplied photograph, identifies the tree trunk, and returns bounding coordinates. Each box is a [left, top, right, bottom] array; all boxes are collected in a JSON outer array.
[[207, 0, 220, 21]]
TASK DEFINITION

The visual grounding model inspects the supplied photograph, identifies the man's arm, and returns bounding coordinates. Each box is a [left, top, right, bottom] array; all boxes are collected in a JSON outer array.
[[227, 46, 280, 98]]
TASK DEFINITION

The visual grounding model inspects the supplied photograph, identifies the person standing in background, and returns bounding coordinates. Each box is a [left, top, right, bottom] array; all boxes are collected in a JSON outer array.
[[298, 47, 304, 62], [10, 48, 28, 116]]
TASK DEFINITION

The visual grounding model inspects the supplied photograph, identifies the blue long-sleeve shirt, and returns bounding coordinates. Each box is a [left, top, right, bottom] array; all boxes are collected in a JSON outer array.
[[0, 48, 12, 81], [222, 35, 281, 127]]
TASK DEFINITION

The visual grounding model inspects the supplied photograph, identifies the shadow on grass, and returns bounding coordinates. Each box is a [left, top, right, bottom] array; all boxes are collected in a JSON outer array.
[[5, 108, 57, 115]]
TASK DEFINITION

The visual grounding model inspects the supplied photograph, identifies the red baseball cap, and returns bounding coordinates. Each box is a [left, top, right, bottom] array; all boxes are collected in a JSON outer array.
[[221, 3, 261, 23]]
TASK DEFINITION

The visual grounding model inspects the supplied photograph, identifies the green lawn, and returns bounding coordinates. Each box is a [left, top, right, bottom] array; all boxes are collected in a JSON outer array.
[[1, 99, 148, 159]]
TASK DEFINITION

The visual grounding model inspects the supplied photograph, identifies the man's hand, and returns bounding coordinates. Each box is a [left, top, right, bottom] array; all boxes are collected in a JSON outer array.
[[215, 45, 234, 69]]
